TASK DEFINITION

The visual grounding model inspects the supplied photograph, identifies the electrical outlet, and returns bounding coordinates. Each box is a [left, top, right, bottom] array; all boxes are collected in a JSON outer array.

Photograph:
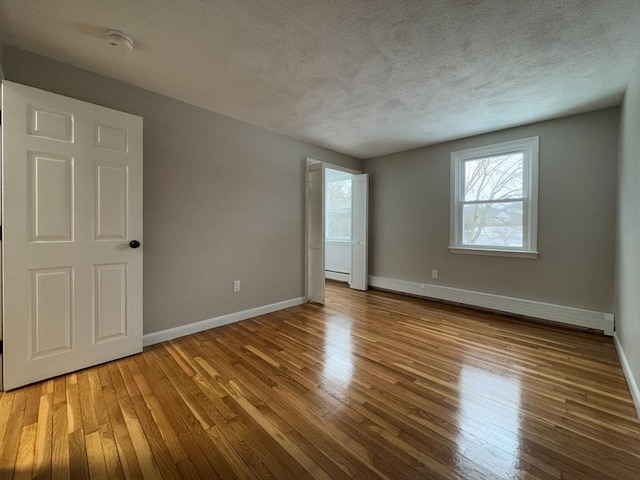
[[431, 270, 438, 279], [233, 280, 241, 292]]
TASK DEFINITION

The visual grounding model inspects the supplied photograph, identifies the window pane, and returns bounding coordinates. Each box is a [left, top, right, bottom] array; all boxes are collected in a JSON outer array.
[[462, 202, 523, 247], [464, 153, 524, 201], [327, 210, 351, 239], [327, 180, 351, 209]]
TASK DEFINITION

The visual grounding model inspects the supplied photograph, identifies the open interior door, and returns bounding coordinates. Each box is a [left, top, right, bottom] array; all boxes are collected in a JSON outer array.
[[2, 81, 143, 390], [350, 174, 368, 291], [307, 162, 325, 304]]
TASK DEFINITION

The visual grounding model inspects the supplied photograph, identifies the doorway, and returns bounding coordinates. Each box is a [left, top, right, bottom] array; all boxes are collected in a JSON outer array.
[[306, 158, 368, 304], [325, 168, 353, 283]]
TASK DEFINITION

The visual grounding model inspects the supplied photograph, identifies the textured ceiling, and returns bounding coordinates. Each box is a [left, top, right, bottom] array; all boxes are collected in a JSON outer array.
[[1, 0, 639, 158]]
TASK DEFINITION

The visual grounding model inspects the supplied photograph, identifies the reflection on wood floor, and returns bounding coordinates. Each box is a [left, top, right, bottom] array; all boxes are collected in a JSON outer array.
[[0, 281, 639, 479]]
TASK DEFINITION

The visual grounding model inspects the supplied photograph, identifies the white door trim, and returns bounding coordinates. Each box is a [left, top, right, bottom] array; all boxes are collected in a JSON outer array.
[[306, 160, 325, 304], [0, 100, 4, 391]]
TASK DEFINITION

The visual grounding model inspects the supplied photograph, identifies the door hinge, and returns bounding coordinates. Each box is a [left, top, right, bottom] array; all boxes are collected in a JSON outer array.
[[0, 341, 3, 355]]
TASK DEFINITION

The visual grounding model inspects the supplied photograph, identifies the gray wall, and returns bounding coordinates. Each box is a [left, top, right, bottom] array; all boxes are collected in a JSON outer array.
[[615, 58, 640, 391], [3, 47, 362, 334], [364, 108, 619, 312]]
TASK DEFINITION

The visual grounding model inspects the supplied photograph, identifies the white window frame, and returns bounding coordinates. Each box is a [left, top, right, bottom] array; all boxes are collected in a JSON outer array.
[[449, 137, 539, 259]]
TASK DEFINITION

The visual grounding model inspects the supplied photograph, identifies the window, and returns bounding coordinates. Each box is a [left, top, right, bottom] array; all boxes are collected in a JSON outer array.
[[450, 137, 539, 258], [326, 178, 352, 240]]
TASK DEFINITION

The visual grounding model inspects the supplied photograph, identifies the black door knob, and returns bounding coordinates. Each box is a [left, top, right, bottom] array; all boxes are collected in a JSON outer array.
[[129, 240, 141, 249]]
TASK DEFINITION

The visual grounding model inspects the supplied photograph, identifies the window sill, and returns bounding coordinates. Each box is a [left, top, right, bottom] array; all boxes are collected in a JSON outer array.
[[449, 247, 539, 259]]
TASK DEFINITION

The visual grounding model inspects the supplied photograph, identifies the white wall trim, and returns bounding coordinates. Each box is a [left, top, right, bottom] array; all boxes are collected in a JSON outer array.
[[449, 247, 539, 259], [368, 275, 614, 335], [143, 296, 307, 346], [0, 120, 3, 391], [613, 333, 640, 419], [325, 271, 350, 282]]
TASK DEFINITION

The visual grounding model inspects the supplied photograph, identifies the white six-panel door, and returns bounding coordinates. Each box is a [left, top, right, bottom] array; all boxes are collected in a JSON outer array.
[[2, 81, 143, 390]]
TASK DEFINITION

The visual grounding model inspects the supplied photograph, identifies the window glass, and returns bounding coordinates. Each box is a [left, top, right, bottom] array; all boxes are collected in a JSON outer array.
[[326, 178, 352, 240], [462, 202, 524, 247], [464, 153, 523, 201]]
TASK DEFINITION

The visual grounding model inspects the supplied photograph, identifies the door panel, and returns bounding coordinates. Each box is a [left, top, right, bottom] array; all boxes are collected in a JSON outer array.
[[95, 162, 128, 240], [93, 263, 127, 343], [27, 105, 74, 142], [94, 122, 128, 152], [30, 267, 73, 358], [2, 81, 143, 390], [30, 152, 74, 242], [350, 174, 368, 291], [307, 162, 325, 304]]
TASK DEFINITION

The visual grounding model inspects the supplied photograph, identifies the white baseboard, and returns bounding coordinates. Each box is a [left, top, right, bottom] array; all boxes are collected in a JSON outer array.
[[143, 296, 307, 346], [368, 275, 614, 335], [326, 271, 350, 282], [614, 333, 640, 419]]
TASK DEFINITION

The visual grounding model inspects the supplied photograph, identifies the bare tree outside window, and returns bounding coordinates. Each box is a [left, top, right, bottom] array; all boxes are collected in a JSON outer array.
[[326, 179, 352, 240], [462, 153, 524, 247]]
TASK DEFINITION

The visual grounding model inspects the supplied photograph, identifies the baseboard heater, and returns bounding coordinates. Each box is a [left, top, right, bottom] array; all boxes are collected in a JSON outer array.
[[368, 275, 614, 335], [325, 270, 350, 282]]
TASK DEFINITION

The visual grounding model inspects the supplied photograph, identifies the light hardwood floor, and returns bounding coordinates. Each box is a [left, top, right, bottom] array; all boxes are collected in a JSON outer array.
[[0, 281, 639, 479]]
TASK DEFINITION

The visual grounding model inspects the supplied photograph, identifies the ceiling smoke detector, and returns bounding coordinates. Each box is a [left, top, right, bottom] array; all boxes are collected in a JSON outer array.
[[106, 30, 134, 52]]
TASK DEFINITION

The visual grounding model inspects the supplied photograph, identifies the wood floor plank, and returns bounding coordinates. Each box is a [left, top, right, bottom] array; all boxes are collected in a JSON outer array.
[[77, 372, 99, 436], [0, 390, 27, 480], [1, 282, 639, 479], [67, 429, 89, 480], [22, 385, 42, 427], [115, 393, 162, 480], [13, 423, 37, 480], [0, 394, 15, 464], [101, 384, 144, 480], [84, 430, 109, 480], [32, 393, 53, 479], [128, 394, 182, 480], [50, 379, 69, 480]]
